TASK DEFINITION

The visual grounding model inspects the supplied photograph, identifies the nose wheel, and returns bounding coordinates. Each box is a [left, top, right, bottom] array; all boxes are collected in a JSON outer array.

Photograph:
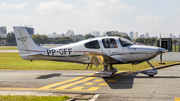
[[149, 75, 154, 77]]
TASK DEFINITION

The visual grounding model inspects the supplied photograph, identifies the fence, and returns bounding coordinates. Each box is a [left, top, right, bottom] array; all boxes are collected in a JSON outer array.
[[172, 43, 180, 52]]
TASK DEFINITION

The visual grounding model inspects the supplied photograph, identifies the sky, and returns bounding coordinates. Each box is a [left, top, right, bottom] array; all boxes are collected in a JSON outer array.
[[0, 0, 180, 37]]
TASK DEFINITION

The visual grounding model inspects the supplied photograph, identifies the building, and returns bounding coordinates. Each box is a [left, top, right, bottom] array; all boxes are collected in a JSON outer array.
[[0, 26, 7, 37], [170, 33, 172, 38], [93, 31, 100, 37], [129, 31, 133, 39], [102, 32, 106, 37], [153, 36, 158, 38], [47, 32, 61, 38], [172, 35, 176, 39], [157, 38, 172, 52], [66, 30, 74, 37], [129, 31, 138, 39], [145, 33, 150, 38], [179, 34, 180, 38], [135, 32, 138, 39], [106, 32, 111, 36], [25, 27, 34, 36], [140, 34, 144, 38]]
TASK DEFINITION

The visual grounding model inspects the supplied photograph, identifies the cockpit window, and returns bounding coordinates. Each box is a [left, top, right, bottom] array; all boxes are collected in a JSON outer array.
[[102, 38, 118, 48], [119, 38, 134, 47], [84, 40, 100, 49]]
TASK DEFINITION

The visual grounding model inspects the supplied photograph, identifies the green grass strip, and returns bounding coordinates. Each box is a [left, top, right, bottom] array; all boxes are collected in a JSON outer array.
[[0, 95, 70, 101], [0, 46, 17, 50], [0, 52, 179, 71]]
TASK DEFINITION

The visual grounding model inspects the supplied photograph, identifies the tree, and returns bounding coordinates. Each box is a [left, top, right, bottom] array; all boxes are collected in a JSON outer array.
[[147, 37, 156, 45], [40, 35, 48, 46], [135, 38, 146, 44], [74, 34, 84, 42], [48, 38, 54, 44], [136, 37, 157, 45], [172, 39, 177, 44], [31, 35, 48, 45], [6, 33, 16, 45], [31, 35, 42, 45], [53, 37, 73, 44], [0, 36, 5, 44], [84, 34, 95, 39]]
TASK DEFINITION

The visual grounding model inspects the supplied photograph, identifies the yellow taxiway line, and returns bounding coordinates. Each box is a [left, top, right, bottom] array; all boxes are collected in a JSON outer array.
[[175, 97, 180, 101], [39, 73, 94, 90]]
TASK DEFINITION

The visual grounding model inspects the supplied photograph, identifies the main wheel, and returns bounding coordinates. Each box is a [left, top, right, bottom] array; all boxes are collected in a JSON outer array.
[[149, 75, 154, 77]]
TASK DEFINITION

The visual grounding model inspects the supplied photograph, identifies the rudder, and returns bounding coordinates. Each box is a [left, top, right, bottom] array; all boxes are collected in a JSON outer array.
[[13, 26, 46, 59]]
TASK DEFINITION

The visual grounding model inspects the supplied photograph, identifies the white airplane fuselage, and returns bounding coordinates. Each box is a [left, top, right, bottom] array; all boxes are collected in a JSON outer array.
[[22, 38, 164, 64], [13, 26, 168, 77]]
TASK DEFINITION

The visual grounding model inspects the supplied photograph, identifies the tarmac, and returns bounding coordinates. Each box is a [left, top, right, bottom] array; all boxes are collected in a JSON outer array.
[[0, 64, 180, 101]]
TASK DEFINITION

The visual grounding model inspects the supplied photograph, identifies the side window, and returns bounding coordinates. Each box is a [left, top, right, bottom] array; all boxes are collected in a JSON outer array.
[[102, 38, 118, 48], [84, 40, 100, 49]]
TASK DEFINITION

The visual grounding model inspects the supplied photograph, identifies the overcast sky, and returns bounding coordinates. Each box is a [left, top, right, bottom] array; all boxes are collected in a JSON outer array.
[[0, 0, 180, 37]]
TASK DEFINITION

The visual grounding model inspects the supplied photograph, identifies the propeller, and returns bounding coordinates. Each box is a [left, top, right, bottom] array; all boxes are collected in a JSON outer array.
[[160, 52, 162, 65]]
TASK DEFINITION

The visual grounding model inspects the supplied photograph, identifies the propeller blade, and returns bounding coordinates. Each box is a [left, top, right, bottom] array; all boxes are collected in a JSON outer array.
[[160, 53, 162, 65], [160, 33, 161, 48], [159, 33, 162, 65]]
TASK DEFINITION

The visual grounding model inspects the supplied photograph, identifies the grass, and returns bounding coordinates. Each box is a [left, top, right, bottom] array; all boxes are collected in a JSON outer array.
[[0, 46, 17, 50], [0, 95, 70, 101], [0, 52, 179, 71]]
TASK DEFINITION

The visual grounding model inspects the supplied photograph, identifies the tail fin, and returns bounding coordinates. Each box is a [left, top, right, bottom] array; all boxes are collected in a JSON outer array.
[[13, 26, 47, 59]]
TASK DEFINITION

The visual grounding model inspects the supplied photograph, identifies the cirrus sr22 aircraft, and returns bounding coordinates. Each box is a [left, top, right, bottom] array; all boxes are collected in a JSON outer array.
[[13, 26, 168, 77]]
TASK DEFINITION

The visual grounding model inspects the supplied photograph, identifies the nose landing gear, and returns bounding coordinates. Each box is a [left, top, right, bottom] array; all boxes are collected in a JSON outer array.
[[141, 61, 158, 77]]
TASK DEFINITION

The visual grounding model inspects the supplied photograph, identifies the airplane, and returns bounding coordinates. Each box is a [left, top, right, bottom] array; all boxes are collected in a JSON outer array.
[[13, 26, 168, 77]]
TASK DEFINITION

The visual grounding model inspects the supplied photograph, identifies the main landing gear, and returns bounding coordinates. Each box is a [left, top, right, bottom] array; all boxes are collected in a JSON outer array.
[[94, 64, 118, 77], [141, 61, 158, 77]]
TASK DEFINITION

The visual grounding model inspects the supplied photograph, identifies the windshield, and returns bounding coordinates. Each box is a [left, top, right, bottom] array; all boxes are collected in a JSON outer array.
[[119, 38, 134, 47]]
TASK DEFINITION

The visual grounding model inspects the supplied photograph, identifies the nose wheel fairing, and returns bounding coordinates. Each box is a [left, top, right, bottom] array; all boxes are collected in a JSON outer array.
[[141, 61, 158, 77]]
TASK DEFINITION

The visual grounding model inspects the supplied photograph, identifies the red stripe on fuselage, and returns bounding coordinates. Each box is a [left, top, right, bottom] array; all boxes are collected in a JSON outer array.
[[20, 49, 46, 52], [73, 51, 107, 54]]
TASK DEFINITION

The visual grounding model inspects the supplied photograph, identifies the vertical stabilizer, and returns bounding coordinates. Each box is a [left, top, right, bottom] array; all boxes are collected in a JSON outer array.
[[13, 26, 46, 59]]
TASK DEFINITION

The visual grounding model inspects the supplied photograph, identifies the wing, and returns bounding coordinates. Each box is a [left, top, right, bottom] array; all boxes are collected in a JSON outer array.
[[84, 52, 123, 67]]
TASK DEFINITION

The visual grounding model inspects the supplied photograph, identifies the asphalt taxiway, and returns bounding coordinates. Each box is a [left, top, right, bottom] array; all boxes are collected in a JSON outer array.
[[0, 65, 180, 101]]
